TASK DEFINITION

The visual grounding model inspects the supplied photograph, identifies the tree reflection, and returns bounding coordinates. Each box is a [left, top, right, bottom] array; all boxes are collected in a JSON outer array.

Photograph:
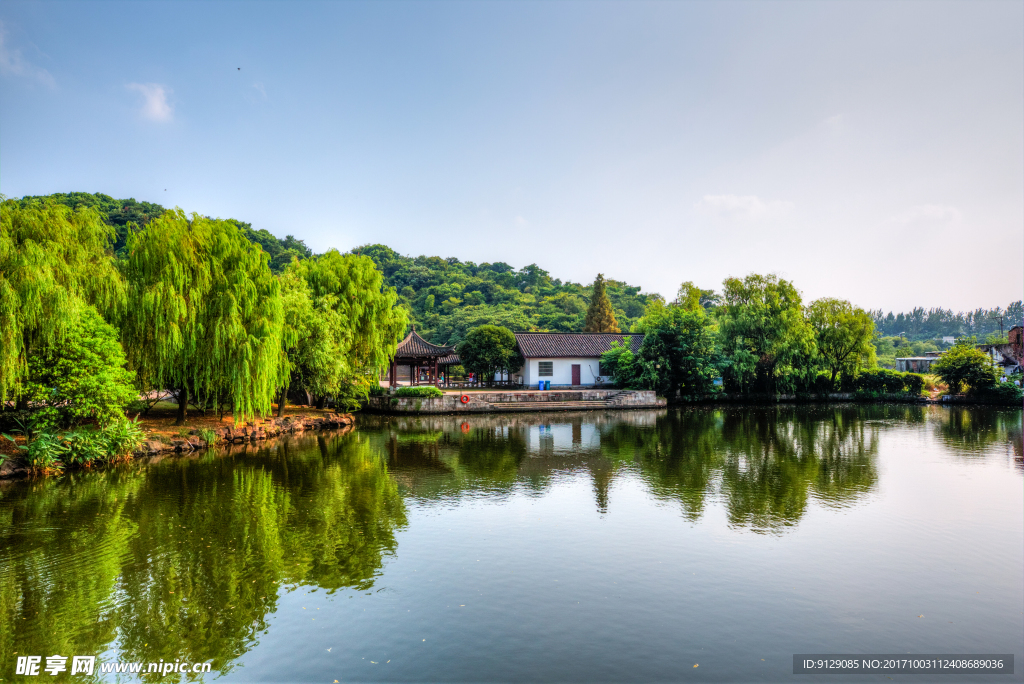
[[0, 430, 405, 680], [933, 406, 1022, 455]]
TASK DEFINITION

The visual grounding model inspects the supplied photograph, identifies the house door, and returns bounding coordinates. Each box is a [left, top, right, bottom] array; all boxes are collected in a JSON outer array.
[[571, 364, 581, 385]]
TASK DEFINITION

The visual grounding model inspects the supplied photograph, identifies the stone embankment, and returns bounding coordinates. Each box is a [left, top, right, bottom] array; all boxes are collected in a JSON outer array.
[[367, 390, 665, 414], [138, 413, 356, 454]]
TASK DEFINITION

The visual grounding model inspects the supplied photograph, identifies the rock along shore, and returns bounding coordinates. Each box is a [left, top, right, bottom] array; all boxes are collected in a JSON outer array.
[[138, 412, 356, 454], [0, 413, 356, 479]]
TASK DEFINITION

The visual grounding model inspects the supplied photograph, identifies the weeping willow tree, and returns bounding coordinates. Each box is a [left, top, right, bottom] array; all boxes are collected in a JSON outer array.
[[0, 197, 125, 404], [275, 268, 343, 415], [285, 250, 406, 409], [121, 209, 284, 424]]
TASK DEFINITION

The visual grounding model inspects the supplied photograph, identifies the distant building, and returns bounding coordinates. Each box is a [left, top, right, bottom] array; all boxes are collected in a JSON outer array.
[[1010, 326, 1023, 363], [513, 332, 643, 387], [942, 336, 955, 344], [976, 342, 1022, 375], [895, 357, 940, 373]]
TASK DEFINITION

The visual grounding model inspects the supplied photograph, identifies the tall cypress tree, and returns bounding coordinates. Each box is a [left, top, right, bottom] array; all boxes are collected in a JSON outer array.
[[584, 273, 620, 333]]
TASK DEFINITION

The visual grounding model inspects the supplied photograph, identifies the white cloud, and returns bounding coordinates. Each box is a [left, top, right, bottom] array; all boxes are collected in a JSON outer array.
[[695, 194, 793, 220], [126, 82, 173, 122], [252, 81, 267, 99], [885, 204, 962, 227], [0, 24, 55, 87]]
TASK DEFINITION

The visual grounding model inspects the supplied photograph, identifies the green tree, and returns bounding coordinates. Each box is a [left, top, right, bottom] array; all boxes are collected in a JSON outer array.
[[120, 209, 285, 424], [806, 298, 876, 387], [602, 299, 718, 397], [584, 274, 620, 332], [717, 273, 815, 394], [22, 304, 137, 428], [931, 340, 998, 395], [290, 250, 407, 408], [275, 269, 342, 415], [458, 325, 523, 380], [20, 191, 166, 254], [0, 198, 125, 405]]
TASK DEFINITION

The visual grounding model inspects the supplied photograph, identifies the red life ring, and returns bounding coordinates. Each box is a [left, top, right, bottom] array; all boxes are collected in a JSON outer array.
[[460, 394, 470, 404]]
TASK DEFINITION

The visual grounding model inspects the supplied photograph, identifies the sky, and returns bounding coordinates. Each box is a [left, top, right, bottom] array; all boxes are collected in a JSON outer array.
[[1, 0, 1021, 313]]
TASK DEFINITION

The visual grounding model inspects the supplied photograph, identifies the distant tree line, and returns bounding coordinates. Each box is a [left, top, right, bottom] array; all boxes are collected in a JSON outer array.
[[870, 303, 1022, 341]]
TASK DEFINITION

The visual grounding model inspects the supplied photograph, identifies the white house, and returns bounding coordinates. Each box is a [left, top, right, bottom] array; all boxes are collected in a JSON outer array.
[[513, 332, 644, 388]]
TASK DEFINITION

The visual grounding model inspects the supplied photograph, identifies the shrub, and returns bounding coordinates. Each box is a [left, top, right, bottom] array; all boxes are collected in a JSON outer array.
[[21, 305, 136, 429], [850, 369, 906, 393], [58, 429, 107, 466], [977, 381, 1023, 406], [198, 428, 217, 444], [394, 386, 443, 398], [812, 370, 833, 393], [101, 416, 146, 457], [902, 373, 925, 395], [25, 432, 64, 472], [932, 341, 998, 395]]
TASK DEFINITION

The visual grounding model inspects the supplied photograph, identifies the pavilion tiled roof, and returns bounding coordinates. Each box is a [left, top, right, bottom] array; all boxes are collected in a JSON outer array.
[[437, 353, 461, 365], [513, 332, 644, 358], [394, 329, 456, 358]]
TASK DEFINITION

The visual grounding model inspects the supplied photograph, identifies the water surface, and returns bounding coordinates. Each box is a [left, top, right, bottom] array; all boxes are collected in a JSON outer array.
[[1, 405, 1021, 682]]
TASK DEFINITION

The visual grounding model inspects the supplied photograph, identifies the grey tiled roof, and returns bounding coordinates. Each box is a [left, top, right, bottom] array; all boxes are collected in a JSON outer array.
[[514, 332, 643, 358], [394, 330, 456, 358], [437, 354, 461, 365]]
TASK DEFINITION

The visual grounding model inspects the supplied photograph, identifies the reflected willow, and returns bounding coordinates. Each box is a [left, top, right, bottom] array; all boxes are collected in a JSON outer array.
[[0, 432, 406, 679]]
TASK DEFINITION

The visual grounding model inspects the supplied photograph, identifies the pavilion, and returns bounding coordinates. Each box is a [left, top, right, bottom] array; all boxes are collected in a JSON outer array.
[[389, 329, 461, 387]]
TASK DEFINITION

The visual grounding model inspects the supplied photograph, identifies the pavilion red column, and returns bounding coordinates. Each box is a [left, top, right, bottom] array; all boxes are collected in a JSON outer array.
[[389, 359, 396, 388]]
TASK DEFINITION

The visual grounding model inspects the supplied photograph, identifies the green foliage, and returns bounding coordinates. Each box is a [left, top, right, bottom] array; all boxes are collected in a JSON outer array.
[[352, 244, 652, 343], [457, 326, 523, 380], [982, 381, 1023, 405], [19, 191, 166, 254], [393, 386, 443, 398], [198, 427, 218, 444], [716, 274, 815, 393], [228, 219, 313, 273], [871, 300, 1022, 341], [606, 300, 719, 396], [0, 197, 125, 403], [21, 304, 136, 429], [121, 209, 285, 422], [902, 373, 925, 395], [807, 298, 876, 387], [584, 273, 620, 333], [288, 251, 407, 407], [100, 416, 146, 457], [931, 340, 998, 395], [845, 369, 910, 393]]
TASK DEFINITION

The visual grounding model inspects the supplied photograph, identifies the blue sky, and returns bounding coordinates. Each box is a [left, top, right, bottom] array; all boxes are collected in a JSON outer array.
[[2, 1, 1021, 312]]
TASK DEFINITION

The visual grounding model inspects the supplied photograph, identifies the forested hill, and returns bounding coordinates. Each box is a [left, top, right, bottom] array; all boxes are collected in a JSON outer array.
[[351, 244, 652, 344], [21, 192, 312, 270], [21, 192, 1023, 345]]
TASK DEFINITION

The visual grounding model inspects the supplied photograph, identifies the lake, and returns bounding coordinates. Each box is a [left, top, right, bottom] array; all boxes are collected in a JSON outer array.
[[1, 405, 1021, 682]]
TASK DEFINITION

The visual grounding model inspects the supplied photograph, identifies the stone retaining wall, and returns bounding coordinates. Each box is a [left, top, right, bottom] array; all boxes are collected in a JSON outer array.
[[366, 390, 664, 414], [136, 413, 356, 455]]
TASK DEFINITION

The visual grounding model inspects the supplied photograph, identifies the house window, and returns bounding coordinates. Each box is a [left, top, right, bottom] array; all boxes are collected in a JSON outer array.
[[538, 361, 553, 377], [599, 362, 612, 376]]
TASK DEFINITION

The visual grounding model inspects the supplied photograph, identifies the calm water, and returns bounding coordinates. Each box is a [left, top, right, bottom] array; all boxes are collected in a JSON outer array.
[[1, 406, 1021, 683]]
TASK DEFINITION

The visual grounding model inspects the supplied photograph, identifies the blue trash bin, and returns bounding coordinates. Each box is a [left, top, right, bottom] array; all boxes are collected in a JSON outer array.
[[544, 380, 550, 391], [538, 381, 544, 391]]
